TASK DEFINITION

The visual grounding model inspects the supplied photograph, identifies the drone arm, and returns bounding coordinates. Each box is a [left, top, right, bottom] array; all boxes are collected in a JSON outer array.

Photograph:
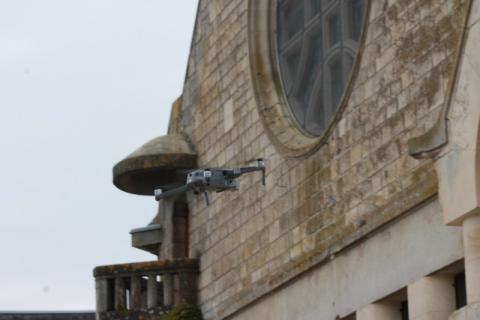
[[226, 166, 266, 185], [154, 183, 193, 201], [204, 192, 210, 205]]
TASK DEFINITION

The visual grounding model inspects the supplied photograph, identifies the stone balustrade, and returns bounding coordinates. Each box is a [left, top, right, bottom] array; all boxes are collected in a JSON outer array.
[[93, 259, 198, 320]]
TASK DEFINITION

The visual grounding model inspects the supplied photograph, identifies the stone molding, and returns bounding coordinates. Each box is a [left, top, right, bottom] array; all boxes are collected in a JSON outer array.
[[93, 259, 199, 278]]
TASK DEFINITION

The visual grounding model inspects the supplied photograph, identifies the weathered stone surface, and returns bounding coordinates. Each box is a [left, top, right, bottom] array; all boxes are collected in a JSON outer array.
[[227, 199, 463, 320], [434, 3, 480, 225], [93, 259, 199, 318], [450, 303, 480, 320], [130, 224, 163, 255], [93, 259, 199, 278], [113, 134, 197, 195], [172, 0, 471, 318]]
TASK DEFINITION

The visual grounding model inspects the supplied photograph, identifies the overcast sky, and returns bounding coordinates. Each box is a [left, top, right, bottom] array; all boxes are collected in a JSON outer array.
[[0, 1, 198, 311]]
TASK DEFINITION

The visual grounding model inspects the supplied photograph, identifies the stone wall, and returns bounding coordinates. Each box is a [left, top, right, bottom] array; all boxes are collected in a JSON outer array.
[[178, 0, 470, 318], [228, 198, 464, 319]]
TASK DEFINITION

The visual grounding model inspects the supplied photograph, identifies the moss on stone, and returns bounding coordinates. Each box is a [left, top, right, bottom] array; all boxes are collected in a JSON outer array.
[[163, 303, 203, 320]]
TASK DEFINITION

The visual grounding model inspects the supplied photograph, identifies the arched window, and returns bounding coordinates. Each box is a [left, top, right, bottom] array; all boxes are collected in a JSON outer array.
[[276, 0, 365, 136]]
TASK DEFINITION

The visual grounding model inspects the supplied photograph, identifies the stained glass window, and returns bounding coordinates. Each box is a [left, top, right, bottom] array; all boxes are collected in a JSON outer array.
[[277, 0, 366, 135]]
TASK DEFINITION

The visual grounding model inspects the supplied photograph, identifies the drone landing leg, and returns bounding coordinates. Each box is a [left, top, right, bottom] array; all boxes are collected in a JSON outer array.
[[204, 192, 210, 205]]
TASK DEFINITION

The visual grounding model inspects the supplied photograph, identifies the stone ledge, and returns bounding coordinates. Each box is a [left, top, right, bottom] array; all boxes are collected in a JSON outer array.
[[0, 313, 95, 320], [99, 307, 168, 320], [93, 259, 199, 278]]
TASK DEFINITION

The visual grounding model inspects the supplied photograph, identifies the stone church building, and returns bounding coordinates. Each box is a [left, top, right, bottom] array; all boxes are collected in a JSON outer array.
[[94, 0, 480, 319]]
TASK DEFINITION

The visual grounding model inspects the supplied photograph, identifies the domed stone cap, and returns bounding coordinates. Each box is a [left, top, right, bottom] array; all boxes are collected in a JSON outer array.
[[113, 134, 197, 196]]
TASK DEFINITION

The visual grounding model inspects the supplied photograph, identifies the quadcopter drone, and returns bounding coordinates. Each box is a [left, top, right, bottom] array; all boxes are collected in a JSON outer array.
[[154, 159, 266, 205]]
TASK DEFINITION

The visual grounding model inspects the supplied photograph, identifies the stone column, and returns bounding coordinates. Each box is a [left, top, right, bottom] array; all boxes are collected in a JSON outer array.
[[464, 214, 480, 304], [147, 275, 158, 308], [173, 273, 180, 305], [356, 302, 402, 320], [158, 198, 175, 260], [114, 278, 126, 310], [95, 278, 108, 319], [163, 274, 174, 307], [131, 276, 142, 309], [407, 275, 456, 320]]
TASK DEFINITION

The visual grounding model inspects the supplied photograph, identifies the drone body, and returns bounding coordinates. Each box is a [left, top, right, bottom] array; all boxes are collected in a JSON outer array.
[[154, 159, 265, 205], [187, 169, 239, 190]]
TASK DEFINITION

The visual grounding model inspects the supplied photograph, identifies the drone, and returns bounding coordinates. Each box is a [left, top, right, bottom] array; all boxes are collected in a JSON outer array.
[[154, 159, 266, 205]]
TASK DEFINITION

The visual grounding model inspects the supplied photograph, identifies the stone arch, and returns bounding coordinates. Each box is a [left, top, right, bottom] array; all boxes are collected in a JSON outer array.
[[247, 0, 371, 158]]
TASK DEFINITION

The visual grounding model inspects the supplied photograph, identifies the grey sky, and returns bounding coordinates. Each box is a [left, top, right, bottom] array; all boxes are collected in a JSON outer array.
[[0, 1, 197, 310]]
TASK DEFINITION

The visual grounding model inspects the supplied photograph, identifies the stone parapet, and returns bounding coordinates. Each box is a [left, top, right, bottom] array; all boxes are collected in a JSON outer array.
[[0, 313, 95, 320], [93, 259, 199, 320]]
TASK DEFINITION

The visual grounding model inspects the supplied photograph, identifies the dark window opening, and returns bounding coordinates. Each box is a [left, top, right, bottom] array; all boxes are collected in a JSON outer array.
[[455, 272, 467, 309], [107, 279, 115, 311], [400, 300, 409, 320]]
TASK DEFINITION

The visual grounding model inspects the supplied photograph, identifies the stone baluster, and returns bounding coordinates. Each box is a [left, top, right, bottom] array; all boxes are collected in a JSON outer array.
[[131, 276, 142, 309], [163, 273, 174, 307], [95, 278, 109, 318], [114, 278, 126, 310], [94, 259, 198, 316], [173, 273, 180, 305], [147, 275, 158, 308]]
